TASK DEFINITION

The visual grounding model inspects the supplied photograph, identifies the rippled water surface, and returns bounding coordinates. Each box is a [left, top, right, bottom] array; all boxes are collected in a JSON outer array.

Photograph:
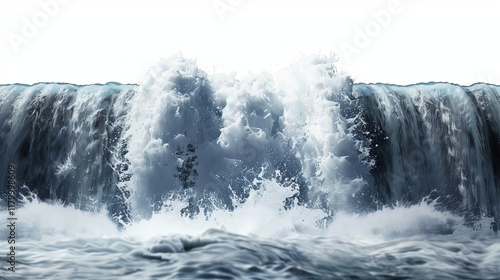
[[3, 230, 498, 279]]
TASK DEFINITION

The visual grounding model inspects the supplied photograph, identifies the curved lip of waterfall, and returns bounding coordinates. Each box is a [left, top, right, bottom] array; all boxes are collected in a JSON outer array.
[[3, 81, 498, 88], [0, 81, 138, 87], [354, 81, 499, 87]]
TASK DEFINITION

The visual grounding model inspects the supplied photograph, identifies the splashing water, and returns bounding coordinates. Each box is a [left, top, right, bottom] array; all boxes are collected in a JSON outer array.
[[0, 55, 499, 279]]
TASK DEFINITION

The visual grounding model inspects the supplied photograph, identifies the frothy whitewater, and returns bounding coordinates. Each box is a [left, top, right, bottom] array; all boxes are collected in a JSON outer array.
[[0, 55, 499, 279]]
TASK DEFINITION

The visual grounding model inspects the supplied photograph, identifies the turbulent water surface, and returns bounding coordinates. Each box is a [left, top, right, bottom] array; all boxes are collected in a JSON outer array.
[[0, 55, 499, 279]]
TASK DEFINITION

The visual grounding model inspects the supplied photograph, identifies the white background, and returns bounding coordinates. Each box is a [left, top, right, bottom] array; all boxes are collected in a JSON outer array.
[[0, 0, 498, 85]]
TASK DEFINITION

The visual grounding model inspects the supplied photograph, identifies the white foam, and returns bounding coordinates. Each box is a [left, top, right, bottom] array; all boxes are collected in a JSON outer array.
[[124, 179, 327, 240], [0, 196, 119, 241]]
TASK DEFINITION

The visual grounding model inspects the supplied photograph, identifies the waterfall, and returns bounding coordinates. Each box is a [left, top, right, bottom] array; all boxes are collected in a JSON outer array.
[[1, 56, 498, 227]]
